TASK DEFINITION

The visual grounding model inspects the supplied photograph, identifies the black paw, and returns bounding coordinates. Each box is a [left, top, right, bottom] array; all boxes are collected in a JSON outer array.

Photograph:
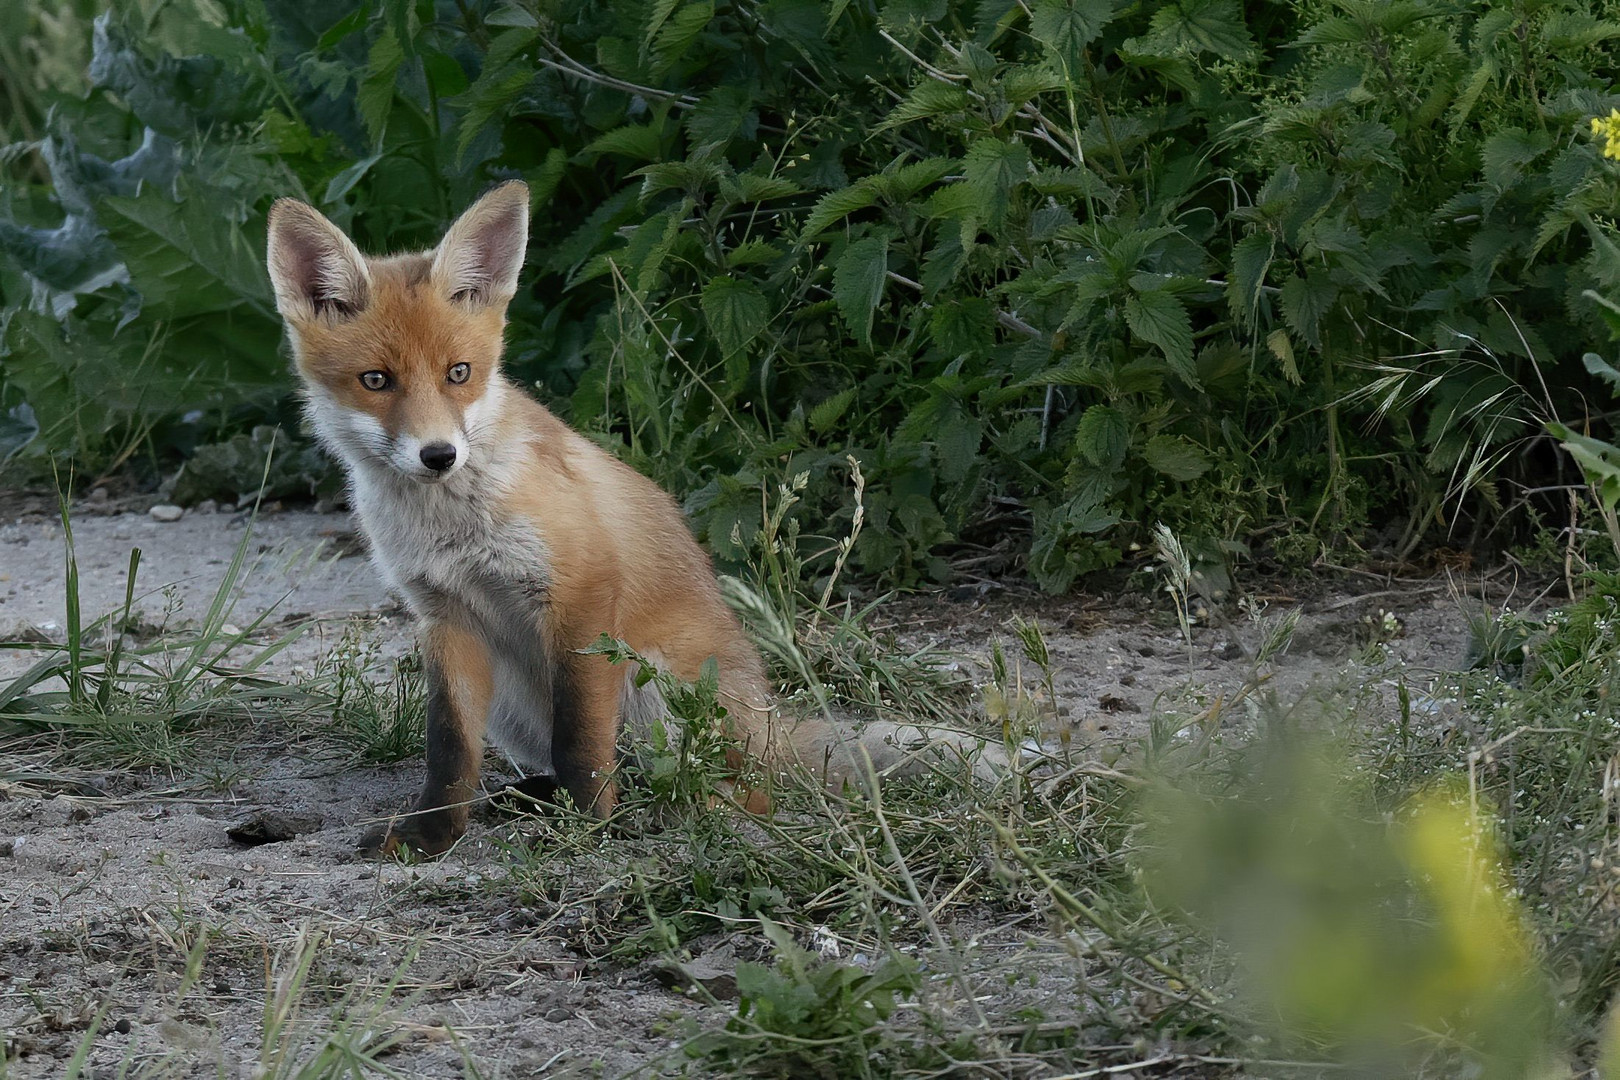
[[486, 775, 562, 817], [356, 816, 457, 860]]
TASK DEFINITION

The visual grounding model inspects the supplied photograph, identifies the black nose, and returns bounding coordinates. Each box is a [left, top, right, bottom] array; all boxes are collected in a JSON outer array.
[[419, 442, 457, 471]]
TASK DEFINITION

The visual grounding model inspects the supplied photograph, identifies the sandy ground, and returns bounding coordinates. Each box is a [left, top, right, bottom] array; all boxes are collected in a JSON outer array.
[[0, 496, 1517, 1076]]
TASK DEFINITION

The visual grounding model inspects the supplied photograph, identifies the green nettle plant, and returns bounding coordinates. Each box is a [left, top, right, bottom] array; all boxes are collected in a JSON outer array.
[[4, 0, 1620, 589]]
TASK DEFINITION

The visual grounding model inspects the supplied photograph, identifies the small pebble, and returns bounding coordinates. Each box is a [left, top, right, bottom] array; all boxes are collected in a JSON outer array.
[[149, 504, 184, 523], [196, 499, 218, 515], [218, 502, 236, 513], [86, 487, 109, 504], [0, 839, 13, 857], [114, 1019, 131, 1035]]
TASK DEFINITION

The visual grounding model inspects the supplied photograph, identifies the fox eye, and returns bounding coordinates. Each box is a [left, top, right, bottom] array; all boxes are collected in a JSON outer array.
[[447, 362, 471, 385], [359, 371, 391, 391]]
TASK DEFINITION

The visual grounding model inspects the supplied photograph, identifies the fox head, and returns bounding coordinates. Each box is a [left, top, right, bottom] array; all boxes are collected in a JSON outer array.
[[265, 182, 529, 483]]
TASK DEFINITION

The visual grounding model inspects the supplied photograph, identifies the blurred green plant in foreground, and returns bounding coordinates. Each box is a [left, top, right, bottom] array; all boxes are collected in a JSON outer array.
[[1145, 734, 1563, 1077]]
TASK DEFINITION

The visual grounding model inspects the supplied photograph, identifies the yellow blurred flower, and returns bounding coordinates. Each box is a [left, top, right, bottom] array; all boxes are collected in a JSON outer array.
[[1592, 109, 1620, 160]]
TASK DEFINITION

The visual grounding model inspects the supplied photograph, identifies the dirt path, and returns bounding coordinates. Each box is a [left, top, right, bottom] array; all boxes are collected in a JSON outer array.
[[0, 498, 1512, 1076]]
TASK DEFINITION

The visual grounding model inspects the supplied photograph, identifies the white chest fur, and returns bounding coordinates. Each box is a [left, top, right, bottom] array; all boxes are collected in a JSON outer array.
[[350, 465, 550, 615], [349, 463, 560, 772]]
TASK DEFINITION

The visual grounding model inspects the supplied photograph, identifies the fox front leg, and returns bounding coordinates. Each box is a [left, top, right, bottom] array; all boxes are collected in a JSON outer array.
[[550, 650, 623, 819], [360, 622, 492, 858]]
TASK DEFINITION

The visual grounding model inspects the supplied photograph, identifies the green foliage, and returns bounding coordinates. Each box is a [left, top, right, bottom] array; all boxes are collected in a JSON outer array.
[[0, 494, 315, 767], [683, 920, 924, 1079], [8, 0, 1620, 588], [325, 637, 427, 765], [582, 633, 745, 811], [171, 425, 337, 505]]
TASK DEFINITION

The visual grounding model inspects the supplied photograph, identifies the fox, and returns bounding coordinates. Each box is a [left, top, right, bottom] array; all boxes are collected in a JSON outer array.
[[265, 182, 989, 858]]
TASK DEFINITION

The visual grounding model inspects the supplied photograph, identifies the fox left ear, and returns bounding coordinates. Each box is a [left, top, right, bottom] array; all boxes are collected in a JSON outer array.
[[431, 181, 530, 309]]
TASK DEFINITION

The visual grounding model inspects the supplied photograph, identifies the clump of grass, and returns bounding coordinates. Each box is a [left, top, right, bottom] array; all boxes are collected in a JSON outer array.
[[321, 628, 426, 765], [0, 490, 316, 771], [721, 461, 979, 739]]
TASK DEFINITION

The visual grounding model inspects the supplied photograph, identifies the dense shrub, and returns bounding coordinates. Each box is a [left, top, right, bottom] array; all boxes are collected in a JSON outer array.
[[5, 0, 1620, 588]]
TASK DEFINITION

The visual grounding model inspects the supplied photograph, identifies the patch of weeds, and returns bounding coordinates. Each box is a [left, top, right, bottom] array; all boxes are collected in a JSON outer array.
[[0, 493, 316, 770], [726, 464, 977, 728], [256, 925, 420, 1080], [1522, 570, 1620, 681], [584, 635, 748, 813], [679, 919, 925, 1079], [322, 628, 425, 765], [482, 602, 1201, 1076]]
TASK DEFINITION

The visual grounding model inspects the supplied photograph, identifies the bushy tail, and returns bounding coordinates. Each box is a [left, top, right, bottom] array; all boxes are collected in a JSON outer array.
[[771, 709, 1012, 793]]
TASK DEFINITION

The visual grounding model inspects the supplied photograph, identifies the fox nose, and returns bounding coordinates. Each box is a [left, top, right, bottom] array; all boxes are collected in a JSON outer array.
[[419, 442, 458, 472]]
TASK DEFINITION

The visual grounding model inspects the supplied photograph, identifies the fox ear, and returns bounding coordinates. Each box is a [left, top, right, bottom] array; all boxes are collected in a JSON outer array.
[[266, 200, 371, 321], [431, 181, 529, 308]]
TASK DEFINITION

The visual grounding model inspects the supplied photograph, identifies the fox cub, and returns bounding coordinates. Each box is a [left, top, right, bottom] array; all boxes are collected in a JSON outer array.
[[267, 182, 887, 857]]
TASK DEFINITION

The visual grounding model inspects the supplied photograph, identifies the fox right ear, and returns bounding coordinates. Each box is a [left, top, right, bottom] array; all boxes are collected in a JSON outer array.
[[266, 200, 371, 321]]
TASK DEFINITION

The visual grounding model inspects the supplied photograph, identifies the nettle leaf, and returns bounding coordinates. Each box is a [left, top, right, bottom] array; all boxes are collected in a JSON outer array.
[[1000, 64, 1064, 108], [874, 157, 955, 201], [833, 231, 892, 346], [879, 80, 971, 130], [1268, 328, 1301, 385], [921, 232, 968, 296], [1450, 55, 1500, 129], [1064, 491, 1120, 533], [582, 123, 665, 162], [1143, 434, 1212, 481], [1279, 272, 1338, 350], [929, 297, 996, 356], [636, 159, 723, 202], [1029, 0, 1117, 72], [935, 401, 983, 482], [357, 26, 405, 144], [726, 239, 785, 268], [802, 182, 878, 237], [687, 85, 758, 148], [1480, 128, 1552, 189], [730, 174, 803, 202], [1542, 10, 1620, 49], [1074, 405, 1129, 468], [643, 0, 683, 47], [1289, 16, 1363, 46], [651, 2, 714, 77], [452, 26, 539, 163], [701, 276, 771, 359], [1141, 0, 1256, 62], [1228, 232, 1273, 326], [809, 387, 856, 433], [1125, 288, 1198, 388], [527, 146, 569, 207], [964, 137, 1029, 226]]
